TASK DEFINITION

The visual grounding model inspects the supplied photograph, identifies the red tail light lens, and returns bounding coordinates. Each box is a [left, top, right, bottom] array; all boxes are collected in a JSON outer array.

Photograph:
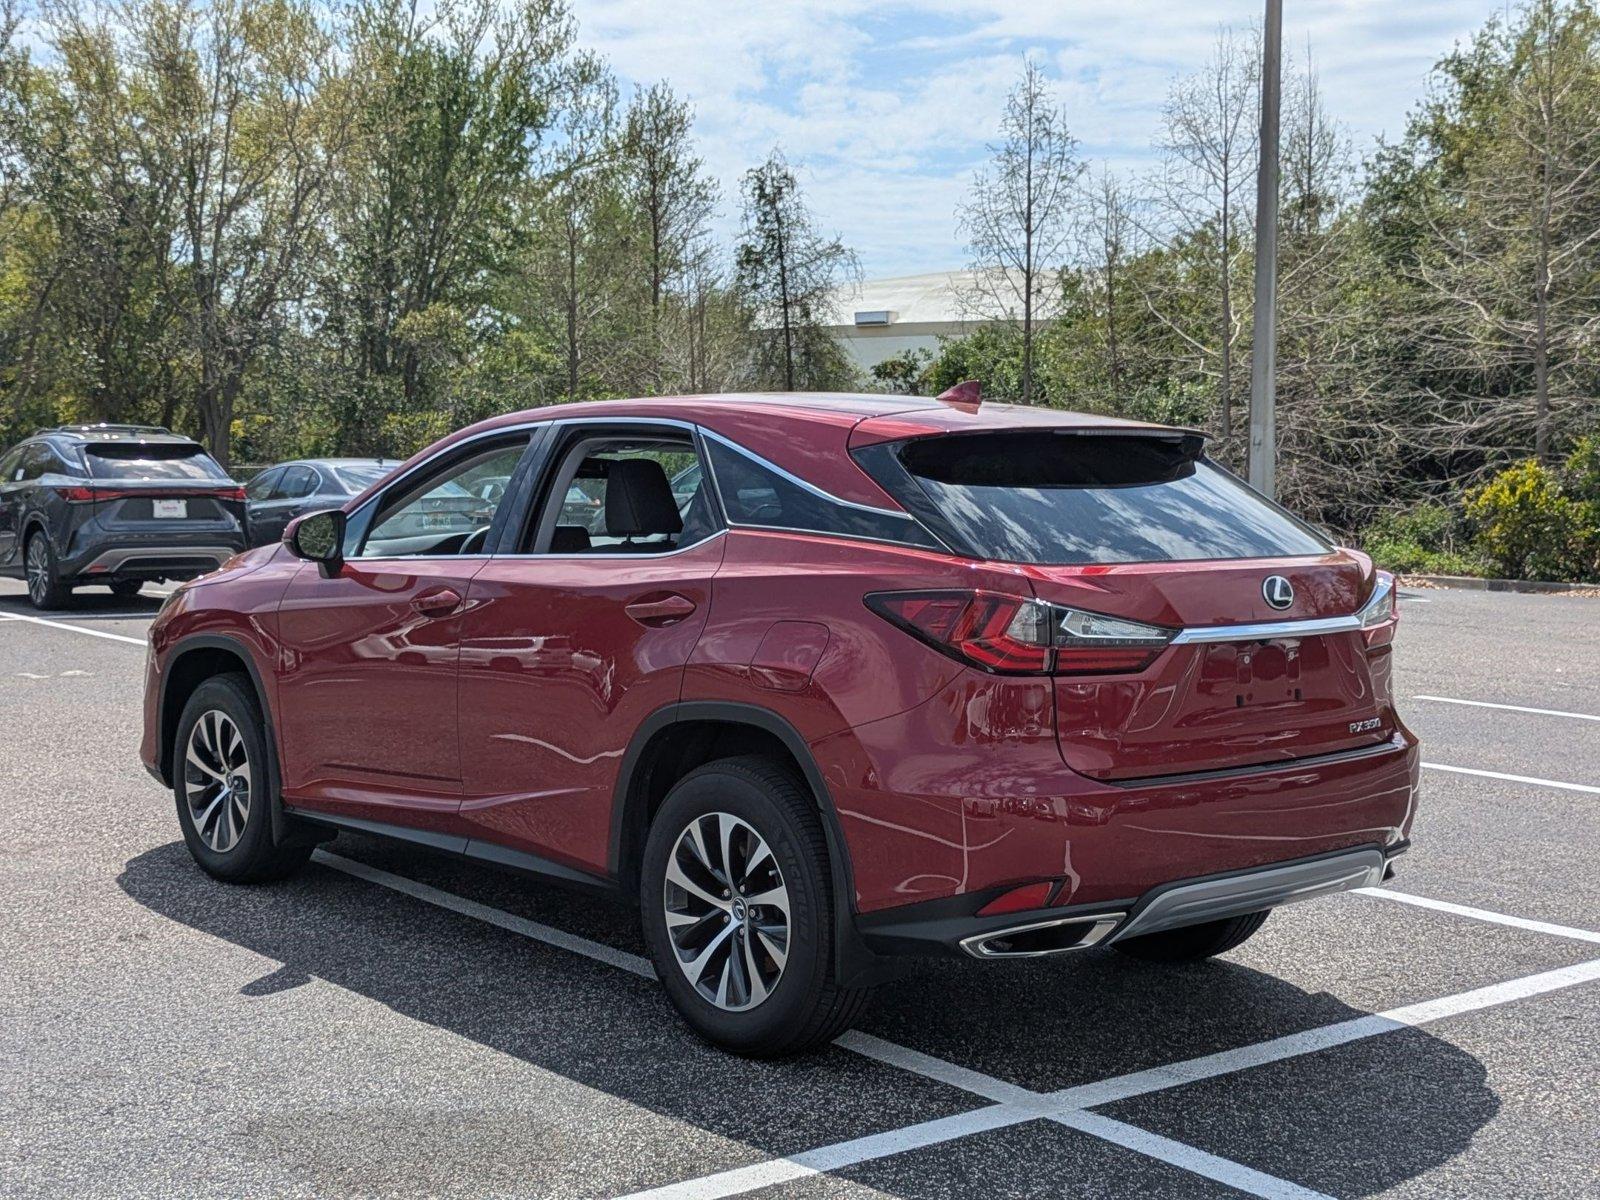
[[866, 590, 1173, 676], [59, 485, 98, 502], [217, 486, 248, 502]]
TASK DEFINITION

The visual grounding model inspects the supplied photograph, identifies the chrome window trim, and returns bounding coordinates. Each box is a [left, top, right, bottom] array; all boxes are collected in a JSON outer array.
[[490, 528, 729, 562], [699, 427, 915, 521], [1170, 614, 1363, 645]]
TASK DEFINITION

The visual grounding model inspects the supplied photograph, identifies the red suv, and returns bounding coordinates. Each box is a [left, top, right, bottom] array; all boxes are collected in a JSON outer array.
[[140, 394, 1416, 1055]]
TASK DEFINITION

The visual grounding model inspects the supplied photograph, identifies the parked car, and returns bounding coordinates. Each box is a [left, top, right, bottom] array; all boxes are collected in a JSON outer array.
[[1, 424, 247, 608], [140, 393, 1417, 1056], [244, 458, 397, 547]]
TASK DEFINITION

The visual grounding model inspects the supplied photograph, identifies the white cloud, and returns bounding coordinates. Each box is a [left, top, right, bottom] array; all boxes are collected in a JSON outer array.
[[570, 0, 1489, 276]]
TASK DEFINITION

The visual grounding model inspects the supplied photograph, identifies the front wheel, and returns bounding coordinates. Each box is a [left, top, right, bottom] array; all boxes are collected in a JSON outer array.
[[174, 674, 313, 883], [640, 757, 871, 1056], [1113, 910, 1270, 963]]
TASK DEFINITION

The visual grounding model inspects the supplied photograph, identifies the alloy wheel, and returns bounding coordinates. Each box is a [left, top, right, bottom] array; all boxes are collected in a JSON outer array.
[[25, 538, 49, 606], [663, 812, 790, 1011], [184, 710, 252, 853]]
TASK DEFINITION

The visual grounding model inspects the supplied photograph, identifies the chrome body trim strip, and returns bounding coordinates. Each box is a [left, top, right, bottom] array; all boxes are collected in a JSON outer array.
[[82, 546, 234, 572], [1170, 614, 1362, 644]]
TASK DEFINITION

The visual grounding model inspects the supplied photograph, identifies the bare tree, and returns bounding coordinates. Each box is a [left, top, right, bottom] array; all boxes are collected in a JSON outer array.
[[1072, 166, 1146, 393], [1409, 0, 1600, 463], [622, 82, 718, 389], [957, 59, 1079, 405], [1150, 25, 1259, 444]]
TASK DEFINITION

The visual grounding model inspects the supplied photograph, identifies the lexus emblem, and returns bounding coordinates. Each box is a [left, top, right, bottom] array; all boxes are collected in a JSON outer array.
[[1262, 575, 1295, 610]]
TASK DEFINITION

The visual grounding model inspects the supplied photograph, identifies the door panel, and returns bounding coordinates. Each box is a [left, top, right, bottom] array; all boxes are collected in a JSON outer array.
[[275, 557, 485, 826], [455, 537, 725, 873]]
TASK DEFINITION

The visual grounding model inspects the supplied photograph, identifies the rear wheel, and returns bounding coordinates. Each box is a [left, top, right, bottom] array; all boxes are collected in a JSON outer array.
[[24, 532, 70, 609], [1113, 911, 1269, 963], [109, 580, 143, 600], [174, 674, 312, 883], [640, 756, 871, 1056]]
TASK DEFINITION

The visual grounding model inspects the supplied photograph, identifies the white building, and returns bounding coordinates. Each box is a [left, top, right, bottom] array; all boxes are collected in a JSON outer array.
[[824, 271, 986, 374]]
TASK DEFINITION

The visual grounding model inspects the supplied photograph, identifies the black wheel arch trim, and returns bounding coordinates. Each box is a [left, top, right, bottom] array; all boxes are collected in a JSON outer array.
[[157, 633, 293, 849], [610, 700, 902, 988]]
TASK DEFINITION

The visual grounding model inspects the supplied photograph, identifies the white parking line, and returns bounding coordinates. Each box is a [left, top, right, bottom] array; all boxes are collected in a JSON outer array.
[[0, 611, 147, 646], [1355, 886, 1600, 945], [1420, 762, 1600, 796], [1414, 694, 1600, 722], [315, 851, 655, 978], [315, 841, 1600, 1200]]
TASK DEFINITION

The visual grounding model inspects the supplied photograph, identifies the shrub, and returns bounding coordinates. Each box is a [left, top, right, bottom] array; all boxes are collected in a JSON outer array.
[[1359, 503, 1487, 576], [1463, 458, 1595, 582]]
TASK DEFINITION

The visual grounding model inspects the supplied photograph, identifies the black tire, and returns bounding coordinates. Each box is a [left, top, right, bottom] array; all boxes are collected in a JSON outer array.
[[109, 580, 143, 600], [24, 531, 71, 609], [640, 756, 872, 1056], [173, 674, 313, 884], [1113, 910, 1270, 963]]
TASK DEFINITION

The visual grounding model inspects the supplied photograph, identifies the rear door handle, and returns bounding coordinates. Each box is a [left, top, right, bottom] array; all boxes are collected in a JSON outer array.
[[411, 586, 463, 616], [625, 593, 697, 626]]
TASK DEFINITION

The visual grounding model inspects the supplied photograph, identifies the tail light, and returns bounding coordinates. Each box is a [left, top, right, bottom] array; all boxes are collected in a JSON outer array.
[[57, 484, 246, 502], [59, 486, 98, 502], [865, 590, 1174, 676], [1357, 571, 1397, 650]]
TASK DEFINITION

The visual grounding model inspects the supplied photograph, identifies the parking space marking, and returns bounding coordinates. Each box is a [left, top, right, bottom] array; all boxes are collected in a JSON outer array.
[[1354, 886, 1600, 945], [1420, 762, 1600, 795], [316, 839, 1600, 1200], [0, 611, 148, 646], [1414, 694, 1600, 722], [1050, 1110, 1334, 1200], [315, 850, 656, 978]]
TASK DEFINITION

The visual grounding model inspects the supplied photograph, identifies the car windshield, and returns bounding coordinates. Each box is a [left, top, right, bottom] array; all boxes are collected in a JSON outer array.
[[862, 431, 1331, 565], [84, 443, 228, 482], [333, 464, 390, 492]]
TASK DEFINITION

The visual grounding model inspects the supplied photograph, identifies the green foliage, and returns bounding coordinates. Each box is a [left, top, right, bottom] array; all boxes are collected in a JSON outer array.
[[868, 348, 932, 395], [1360, 504, 1487, 576], [1463, 443, 1600, 581]]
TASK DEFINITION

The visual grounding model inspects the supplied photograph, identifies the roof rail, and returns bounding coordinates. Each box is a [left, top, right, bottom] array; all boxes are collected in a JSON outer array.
[[37, 422, 175, 437]]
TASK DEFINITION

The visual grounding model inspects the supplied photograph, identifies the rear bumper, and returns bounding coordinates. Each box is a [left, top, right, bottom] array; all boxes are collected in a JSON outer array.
[[63, 541, 241, 581], [858, 843, 1403, 960]]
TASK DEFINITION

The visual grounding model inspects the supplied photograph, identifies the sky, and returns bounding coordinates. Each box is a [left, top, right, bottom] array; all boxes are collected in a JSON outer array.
[[571, 0, 1497, 279]]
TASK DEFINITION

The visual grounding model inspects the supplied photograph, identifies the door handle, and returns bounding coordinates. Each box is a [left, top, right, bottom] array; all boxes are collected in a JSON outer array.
[[625, 593, 697, 626], [411, 586, 463, 616]]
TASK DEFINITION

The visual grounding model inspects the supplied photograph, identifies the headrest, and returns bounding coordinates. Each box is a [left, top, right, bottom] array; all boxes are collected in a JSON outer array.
[[550, 524, 592, 553], [606, 458, 683, 538]]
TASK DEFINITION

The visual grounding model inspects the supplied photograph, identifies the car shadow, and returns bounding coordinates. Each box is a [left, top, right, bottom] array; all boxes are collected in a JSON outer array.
[[118, 839, 1498, 1198], [0, 590, 165, 619]]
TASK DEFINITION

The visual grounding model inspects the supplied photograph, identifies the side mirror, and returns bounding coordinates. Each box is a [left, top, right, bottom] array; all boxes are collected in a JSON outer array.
[[284, 509, 346, 576]]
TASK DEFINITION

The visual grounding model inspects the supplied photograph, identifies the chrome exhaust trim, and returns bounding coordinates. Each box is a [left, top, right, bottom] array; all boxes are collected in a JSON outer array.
[[959, 913, 1125, 960]]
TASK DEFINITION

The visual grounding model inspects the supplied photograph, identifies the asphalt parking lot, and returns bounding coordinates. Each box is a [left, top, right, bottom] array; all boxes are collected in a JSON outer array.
[[3, 580, 1598, 1199]]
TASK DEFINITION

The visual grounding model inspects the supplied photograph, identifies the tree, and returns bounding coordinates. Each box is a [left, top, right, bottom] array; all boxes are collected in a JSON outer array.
[[735, 150, 857, 391], [328, 0, 578, 436], [622, 81, 718, 389], [956, 59, 1079, 406], [1405, 0, 1600, 463], [1148, 25, 1259, 446]]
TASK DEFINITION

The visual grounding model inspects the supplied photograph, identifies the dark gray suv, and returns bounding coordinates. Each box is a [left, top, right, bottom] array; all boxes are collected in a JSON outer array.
[[0, 424, 247, 608]]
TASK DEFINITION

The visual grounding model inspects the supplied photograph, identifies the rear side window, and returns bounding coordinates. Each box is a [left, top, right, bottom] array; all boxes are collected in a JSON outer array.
[[704, 436, 940, 549], [85, 443, 227, 482], [857, 431, 1330, 565]]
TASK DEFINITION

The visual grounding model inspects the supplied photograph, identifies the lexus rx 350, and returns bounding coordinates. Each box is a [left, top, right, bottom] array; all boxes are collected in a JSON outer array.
[[140, 393, 1417, 1056]]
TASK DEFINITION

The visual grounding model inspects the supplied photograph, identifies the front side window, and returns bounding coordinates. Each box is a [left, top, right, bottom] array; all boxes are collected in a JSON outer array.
[[357, 439, 528, 558], [857, 431, 1331, 565], [526, 432, 715, 555], [85, 443, 227, 482], [273, 465, 318, 500], [704, 436, 940, 549]]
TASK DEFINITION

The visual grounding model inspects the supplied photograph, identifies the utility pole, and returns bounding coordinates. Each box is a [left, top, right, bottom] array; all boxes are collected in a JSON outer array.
[[1249, 0, 1282, 497]]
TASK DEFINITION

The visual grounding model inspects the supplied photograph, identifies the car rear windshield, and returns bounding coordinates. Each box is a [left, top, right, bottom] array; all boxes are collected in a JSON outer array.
[[85, 443, 228, 482], [856, 431, 1331, 565]]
